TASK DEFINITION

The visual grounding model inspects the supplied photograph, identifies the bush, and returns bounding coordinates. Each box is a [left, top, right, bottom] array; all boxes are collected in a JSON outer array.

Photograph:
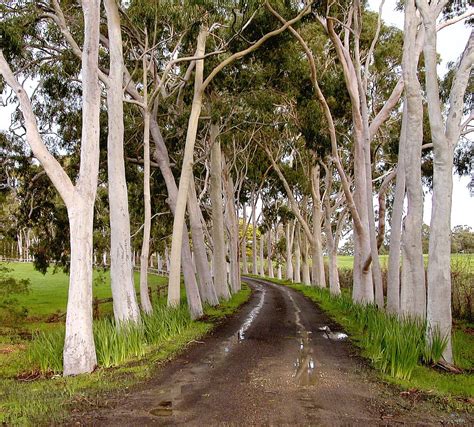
[[0, 264, 30, 326]]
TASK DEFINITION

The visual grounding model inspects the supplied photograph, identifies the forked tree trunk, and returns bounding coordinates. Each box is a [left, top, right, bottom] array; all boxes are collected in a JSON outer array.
[[210, 124, 231, 300], [105, 0, 141, 323]]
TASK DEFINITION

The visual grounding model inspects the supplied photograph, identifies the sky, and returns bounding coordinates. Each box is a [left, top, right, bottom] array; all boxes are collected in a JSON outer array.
[[1, 2, 473, 228]]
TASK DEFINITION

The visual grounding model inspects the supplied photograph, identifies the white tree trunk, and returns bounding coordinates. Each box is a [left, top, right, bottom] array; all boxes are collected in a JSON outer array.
[[294, 224, 301, 283], [277, 264, 282, 280], [311, 165, 326, 288], [139, 105, 153, 314], [267, 228, 274, 278], [324, 215, 341, 296], [188, 177, 219, 305], [167, 27, 207, 317], [105, 0, 141, 323], [149, 120, 203, 317], [417, 3, 473, 361], [252, 198, 258, 275], [0, 0, 102, 375], [285, 222, 294, 281], [302, 233, 311, 286], [223, 156, 241, 293], [399, 0, 426, 318], [259, 232, 265, 277], [210, 124, 231, 300], [242, 203, 249, 274]]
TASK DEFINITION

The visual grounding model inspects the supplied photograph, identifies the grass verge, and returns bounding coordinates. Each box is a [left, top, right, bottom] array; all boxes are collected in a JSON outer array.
[[0, 284, 251, 425]]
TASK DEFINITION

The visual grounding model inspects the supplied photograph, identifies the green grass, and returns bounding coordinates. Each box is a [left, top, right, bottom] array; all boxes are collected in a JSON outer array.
[[3, 262, 167, 319], [0, 282, 252, 425], [256, 276, 473, 402], [336, 254, 473, 270]]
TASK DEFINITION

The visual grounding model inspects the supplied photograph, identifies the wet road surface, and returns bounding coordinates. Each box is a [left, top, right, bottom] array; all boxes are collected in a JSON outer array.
[[73, 277, 470, 426]]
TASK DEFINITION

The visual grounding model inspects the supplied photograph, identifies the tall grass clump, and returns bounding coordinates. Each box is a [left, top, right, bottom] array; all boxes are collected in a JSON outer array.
[[27, 301, 193, 373], [28, 327, 65, 373]]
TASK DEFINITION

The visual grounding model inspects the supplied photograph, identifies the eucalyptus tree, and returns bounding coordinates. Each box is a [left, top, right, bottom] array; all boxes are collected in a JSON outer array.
[[0, 0, 101, 375], [415, 0, 473, 363], [165, 2, 313, 303]]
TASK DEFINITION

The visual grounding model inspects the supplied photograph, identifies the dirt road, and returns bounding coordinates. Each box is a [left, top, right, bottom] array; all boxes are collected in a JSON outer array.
[[74, 277, 469, 426]]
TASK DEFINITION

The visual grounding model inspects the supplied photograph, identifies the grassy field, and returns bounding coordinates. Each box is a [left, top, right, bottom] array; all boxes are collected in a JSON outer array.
[[4, 262, 167, 319], [0, 263, 252, 424], [336, 253, 473, 269]]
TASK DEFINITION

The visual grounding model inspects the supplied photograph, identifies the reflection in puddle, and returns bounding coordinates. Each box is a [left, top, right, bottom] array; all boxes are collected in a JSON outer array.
[[237, 284, 266, 340], [293, 331, 317, 386], [150, 400, 173, 416], [319, 325, 348, 341]]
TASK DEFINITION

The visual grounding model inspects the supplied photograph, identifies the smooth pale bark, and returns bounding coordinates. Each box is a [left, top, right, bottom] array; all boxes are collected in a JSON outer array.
[[242, 203, 249, 274], [167, 27, 206, 317], [188, 177, 219, 305], [294, 224, 302, 283], [310, 165, 326, 288], [0, 0, 101, 375], [138, 29, 153, 314], [277, 264, 282, 280], [139, 106, 153, 314], [399, 0, 426, 318], [149, 119, 202, 317], [259, 232, 265, 277], [417, 0, 473, 361], [223, 156, 241, 293], [252, 199, 258, 275], [104, 0, 140, 323], [267, 228, 274, 278], [285, 222, 294, 281], [209, 125, 231, 300], [324, 212, 340, 296], [157, 253, 163, 271], [302, 234, 311, 286], [165, 246, 170, 271], [387, 108, 407, 314]]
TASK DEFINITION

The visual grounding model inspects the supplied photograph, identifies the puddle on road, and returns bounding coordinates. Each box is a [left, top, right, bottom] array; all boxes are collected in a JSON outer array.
[[293, 330, 317, 386], [148, 283, 267, 415], [319, 325, 348, 341], [150, 400, 173, 417], [237, 284, 266, 340]]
